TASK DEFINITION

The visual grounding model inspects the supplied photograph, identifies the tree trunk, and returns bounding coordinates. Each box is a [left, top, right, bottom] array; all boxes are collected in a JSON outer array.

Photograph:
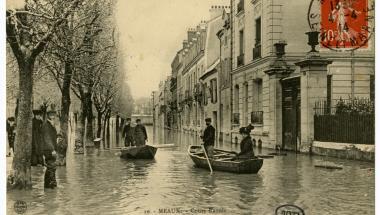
[[74, 100, 85, 154], [96, 111, 103, 138], [84, 92, 94, 147], [57, 61, 72, 165], [106, 112, 111, 149], [102, 114, 107, 149], [116, 114, 120, 147], [10, 61, 34, 189]]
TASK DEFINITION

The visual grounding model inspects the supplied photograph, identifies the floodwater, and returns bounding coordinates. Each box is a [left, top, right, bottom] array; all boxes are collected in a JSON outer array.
[[7, 126, 375, 215]]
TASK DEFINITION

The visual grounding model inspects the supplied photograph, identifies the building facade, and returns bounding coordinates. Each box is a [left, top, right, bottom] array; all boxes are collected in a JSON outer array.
[[230, 0, 374, 151], [153, 1, 374, 155]]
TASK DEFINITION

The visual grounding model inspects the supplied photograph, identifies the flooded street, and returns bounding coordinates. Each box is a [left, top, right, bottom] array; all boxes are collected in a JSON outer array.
[[7, 126, 374, 214]]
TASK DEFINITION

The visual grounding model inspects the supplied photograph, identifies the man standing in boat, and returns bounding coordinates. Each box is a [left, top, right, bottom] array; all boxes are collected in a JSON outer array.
[[134, 119, 147, 146], [200, 118, 215, 159], [123, 118, 135, 147]]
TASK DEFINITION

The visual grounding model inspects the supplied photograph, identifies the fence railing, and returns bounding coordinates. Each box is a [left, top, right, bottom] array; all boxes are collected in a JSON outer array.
[[237, 54, 244, 67], [252, 44, 261, 60], [314, 99, 374, 145]]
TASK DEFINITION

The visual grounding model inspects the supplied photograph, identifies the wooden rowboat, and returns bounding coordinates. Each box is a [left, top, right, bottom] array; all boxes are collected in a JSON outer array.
[[188, 145, 263, 174], [120, 145, 157, 159]]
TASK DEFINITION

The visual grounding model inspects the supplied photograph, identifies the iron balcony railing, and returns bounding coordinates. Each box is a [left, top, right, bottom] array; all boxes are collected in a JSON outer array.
[[252, 44, 261, 60]]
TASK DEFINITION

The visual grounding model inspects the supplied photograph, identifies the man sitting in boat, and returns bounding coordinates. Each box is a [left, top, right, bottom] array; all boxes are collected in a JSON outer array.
[[233, 127, 255, 160], [200, 118, 215, 159]]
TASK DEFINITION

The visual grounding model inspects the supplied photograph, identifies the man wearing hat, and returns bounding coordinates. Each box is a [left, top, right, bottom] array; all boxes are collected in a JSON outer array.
[[200, 118, 215, 159], [122, 118, 135, 147], [134, 119, 147, 146], [6, 117, 16, 157], [31, 109, 44, 166], [41, 108, 58, 188]]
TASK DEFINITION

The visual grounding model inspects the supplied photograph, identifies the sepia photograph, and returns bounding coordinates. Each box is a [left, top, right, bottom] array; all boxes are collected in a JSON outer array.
[[3, 0, 376, 214]]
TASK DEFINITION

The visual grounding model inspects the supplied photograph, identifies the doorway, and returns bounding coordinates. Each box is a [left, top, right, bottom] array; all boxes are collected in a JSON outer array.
[[281, 77, 300, 151]]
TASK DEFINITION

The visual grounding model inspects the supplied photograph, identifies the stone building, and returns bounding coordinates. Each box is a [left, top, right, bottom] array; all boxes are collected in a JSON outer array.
[[230, 0, 374, 151], [216, 10, 232, 143], [177, 22, 207, 133]]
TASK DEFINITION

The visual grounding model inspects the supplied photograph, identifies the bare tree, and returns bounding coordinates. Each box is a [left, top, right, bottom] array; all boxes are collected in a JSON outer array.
[[6, 0, 80, 189], [69, 0, 117, 152]]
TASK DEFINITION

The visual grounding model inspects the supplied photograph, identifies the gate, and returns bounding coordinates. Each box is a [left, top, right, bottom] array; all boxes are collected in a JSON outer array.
[[281, 77, 300, 151]]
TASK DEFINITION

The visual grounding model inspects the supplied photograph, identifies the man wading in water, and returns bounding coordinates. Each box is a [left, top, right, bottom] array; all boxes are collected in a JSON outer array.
[[41, 108, 58, 189]]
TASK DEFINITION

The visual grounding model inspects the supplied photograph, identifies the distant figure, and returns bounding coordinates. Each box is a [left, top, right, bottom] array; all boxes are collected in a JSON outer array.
[[122, 118, 135, 147], [31, 110, 44, 166], [200, 118, 215, 159], [134, 119, 147, 146], [6, 117, 16, 157], [41, 109, 58, 189], [233, 127, 255, 160]]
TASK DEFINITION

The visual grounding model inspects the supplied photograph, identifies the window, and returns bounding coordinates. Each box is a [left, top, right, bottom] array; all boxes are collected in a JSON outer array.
[[237, 0, 244, 13], [243, 83, 249, 125], [239, 30, 244, 55], [255, 18, 261, 46], [252, 79, 263, 111], [251, 79, 263, 124], [234, 84, 240, 113], [210, 79, 218, 103]]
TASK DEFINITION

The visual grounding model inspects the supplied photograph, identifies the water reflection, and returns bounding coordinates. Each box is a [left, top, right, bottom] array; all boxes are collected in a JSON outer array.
[[7, 127, 374, 215]]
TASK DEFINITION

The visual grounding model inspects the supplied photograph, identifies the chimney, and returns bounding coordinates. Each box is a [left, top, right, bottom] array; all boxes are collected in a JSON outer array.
[[209, 5, 226, 20], [187, 28, 197, 42]]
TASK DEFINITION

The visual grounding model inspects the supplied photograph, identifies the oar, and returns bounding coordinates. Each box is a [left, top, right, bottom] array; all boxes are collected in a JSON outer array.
[[146, 144, 176, 148], [201, 144, 213, 174]]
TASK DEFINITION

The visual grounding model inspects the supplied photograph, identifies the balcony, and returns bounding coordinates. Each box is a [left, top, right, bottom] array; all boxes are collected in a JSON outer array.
[[237, 0, 244, 14], [252, 44, 261, 61], [251, 111, 263, 124], [237, 54, 245, 67]]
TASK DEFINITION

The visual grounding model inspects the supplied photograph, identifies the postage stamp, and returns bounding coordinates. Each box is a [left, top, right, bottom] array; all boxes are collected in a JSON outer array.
[[308, 0, 375, 51]]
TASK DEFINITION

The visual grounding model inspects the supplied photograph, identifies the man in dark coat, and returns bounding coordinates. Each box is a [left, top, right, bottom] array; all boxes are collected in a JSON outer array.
[[6, 117, 16, 156], [41, 110, 58, 189], [234, 127, 255, 160], [122, 118, 135, 147], [31, 110, 44, 166], [200, 118, 215, 159], [134, 119, 147, 146]]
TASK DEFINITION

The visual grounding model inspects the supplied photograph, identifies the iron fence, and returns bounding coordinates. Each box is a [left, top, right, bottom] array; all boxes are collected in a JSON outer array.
[[314, 99, 374, 145]]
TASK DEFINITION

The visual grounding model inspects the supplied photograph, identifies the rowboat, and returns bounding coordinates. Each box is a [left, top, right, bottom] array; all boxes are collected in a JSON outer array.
[[188, 145, 263, 174], [120, 145, 157, 159]]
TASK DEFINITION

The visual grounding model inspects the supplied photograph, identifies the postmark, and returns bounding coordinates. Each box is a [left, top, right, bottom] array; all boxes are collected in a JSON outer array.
[[308, 0, 374, 51], [275, 204, 305, 215], [14, 200, 27, 214]]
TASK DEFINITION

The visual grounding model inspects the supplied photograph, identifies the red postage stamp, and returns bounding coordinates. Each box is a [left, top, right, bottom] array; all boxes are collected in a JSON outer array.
[[320, 0, 372, 50]]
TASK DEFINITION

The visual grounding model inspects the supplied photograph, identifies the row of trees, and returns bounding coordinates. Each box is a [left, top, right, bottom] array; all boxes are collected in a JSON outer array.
[[6, 0, 133, 189]]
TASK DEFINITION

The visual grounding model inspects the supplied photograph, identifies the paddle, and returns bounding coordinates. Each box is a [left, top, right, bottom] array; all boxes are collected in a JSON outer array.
[[146, 144, 176, 148], [201, 144, 213, 174]]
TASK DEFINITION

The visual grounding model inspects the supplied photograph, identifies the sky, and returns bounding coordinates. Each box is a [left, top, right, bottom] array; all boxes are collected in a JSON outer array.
[[115, 0, 229, 99]]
